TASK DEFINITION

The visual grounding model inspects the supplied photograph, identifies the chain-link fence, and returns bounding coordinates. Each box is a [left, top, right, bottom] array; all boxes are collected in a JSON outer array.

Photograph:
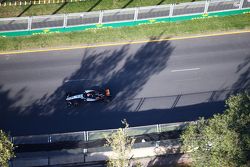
[[1, 0, 249, 32], [0, 17, 29, 31], [103, 8, 136, 23], [137, 5, 171, 19], [208, 0, 241, 12], [31, 15, 65, 29], [243, 0, 250, 7], [173, 1, 206, 16], [67, 11, 100, 26]]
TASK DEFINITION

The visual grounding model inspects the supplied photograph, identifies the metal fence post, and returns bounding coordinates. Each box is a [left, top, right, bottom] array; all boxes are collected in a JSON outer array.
[[204, 0, 209, 14], [28, 17, 32, 30], [8, 160, 13, 167], [169, 4, 174, 17], [48, 135, 52, 143], [134, 8, 139, 21], [48, 156, 50, 166], [84, 131, 86, 141], [83, 131, 88, 162], [63, 14, 67, 27], [239, 0, 244, 9], [11, 137, 14, 144], [84, 131, 89, 141], [99, 10, 103, 24], [156, 124, 160, 133]]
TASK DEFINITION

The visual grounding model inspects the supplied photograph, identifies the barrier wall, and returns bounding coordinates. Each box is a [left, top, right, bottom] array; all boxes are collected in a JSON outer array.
[[1, 0, 250, 37]]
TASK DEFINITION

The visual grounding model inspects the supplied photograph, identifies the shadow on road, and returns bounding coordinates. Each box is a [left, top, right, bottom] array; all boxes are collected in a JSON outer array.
[[122, 0, 134, 8], [0, 37, 249, 136], [17, 4, 33, 17], [231, 55, 250, 91], [87, 0, 102, 12], [157, 0, 165, 6], [53, 2, 68, 15], [0, 36, 174, 136]]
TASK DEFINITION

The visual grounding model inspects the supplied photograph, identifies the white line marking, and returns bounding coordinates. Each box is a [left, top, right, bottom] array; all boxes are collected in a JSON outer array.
[[171, 68, 200, 72], [64, 79, 98, 83]]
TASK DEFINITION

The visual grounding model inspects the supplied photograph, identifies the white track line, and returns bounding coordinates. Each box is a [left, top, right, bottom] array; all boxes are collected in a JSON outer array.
[[171, 68, 200, 72], [64, 79, 98, 83]]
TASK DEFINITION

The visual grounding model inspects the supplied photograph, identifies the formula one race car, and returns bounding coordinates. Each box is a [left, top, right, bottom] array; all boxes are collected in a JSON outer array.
[[66, 88, 111, 106]]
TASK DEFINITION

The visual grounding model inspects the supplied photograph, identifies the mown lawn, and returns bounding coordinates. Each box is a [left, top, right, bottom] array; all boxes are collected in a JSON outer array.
[[0, 13, 250, 52]]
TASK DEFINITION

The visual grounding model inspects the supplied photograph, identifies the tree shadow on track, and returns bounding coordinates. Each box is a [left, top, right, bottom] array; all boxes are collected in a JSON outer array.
[[209, 54, 250, 102], [17, 4, 33, 17], [217, 54, 250, 101], [232, 55, 250, 91], [53, 2, 68, 15], [0, 85, 24, 135], [2, 38, 248, 136], [87, 0, 102, 12], [122, 0, 134, 8], [0, 36, 175, 136]]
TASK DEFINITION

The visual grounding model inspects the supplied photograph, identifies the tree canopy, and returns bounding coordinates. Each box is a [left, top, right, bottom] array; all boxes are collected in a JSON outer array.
[[105, 119, 135, 167], [0, 130, 15, 167], [181, 92, 250, 167]]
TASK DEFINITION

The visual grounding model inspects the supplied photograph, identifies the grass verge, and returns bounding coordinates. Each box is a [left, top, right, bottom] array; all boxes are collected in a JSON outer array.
[[0, 0, 200, 18], [0, 14, 250, 52]]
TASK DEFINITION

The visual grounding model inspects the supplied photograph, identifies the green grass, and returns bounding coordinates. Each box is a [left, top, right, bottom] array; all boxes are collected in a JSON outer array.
[[0, 0, 201, 18], [0, 14, 250, 52]]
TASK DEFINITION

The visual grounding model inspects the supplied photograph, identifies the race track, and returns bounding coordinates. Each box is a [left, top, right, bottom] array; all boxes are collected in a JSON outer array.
[[0, 32, 249, 136]]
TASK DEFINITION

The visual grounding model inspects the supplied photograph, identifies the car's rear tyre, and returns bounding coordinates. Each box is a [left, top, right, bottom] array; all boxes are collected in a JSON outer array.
[[66, 92, 72, 98], [66, 101, 72, 107], [73, 101, 79, 106]]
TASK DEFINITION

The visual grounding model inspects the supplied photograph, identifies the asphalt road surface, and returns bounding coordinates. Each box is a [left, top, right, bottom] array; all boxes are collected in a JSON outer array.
[[0, 32, 249, 136]]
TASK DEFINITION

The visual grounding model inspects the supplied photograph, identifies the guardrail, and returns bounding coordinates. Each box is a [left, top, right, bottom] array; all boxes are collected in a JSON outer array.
[[1, 0, 250, 34], [12, 121, 188, 145], [10, 122, 187, 166]]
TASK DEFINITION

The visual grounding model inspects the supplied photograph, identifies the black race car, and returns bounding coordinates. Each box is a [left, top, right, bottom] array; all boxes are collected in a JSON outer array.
[[66, 88, 111, 106]]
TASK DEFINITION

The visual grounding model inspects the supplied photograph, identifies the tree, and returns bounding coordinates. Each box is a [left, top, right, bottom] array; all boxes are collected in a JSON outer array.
[[224, 91, 250, 151], [181, 92, 250, 167], [0, 130, 15, 167], [105, 119, 135, 167]]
